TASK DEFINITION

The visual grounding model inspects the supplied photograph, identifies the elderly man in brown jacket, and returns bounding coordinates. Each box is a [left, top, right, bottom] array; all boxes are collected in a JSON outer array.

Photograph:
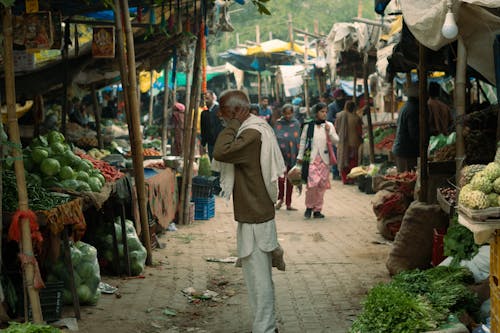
[[213, 90, 285, 333]]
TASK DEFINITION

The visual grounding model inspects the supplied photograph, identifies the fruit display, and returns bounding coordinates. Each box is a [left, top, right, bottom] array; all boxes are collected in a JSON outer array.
[[87, 148, 111, 160], [19, 131, 105, 193], [77, 152, 124, 182], [438, 187, 457, 206], [429, 144, 456, 162], [372, 126, 396, 151], [458, 164, 486, 187], [458, 161, 500, 209]]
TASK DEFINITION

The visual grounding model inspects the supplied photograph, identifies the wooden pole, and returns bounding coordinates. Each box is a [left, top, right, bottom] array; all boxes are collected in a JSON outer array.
[[148, 68, 154, 126], [179, 40, 197, 225], [91, 84, 103, 149], [288, 13, 294, 50], [162, 62, 171, 155], [182, 35, 203, 226], [455, 39, 467, 186], [352, 74, 357, 104], [257, 72, 262, 104], [2, 7, 43, 323], [114, 0, 132, 132], [390, 81, 395, 120], [304, 29, 310, 116], [119, 0, 153, 265], [61, 22, 70, 136], [418, 42, 429, 203], [363, 57, 375, 164], [256, 25, 260, 44]]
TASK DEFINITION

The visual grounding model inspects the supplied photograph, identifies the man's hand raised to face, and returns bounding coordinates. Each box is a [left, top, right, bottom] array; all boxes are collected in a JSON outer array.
[[233, 108, 249, 124]]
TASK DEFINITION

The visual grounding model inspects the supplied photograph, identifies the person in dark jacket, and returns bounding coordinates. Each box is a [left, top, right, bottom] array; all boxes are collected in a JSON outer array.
[[200, 90, 223, 160], [392, 83, 420, 172]]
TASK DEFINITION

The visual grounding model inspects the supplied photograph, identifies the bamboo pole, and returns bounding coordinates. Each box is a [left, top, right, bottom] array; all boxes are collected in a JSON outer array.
[[119, 0, 152, 265], [288, 14, 294, 50], [257, 72, 262, 105], [455, 39, 467, 186], [2, 7, 43, 323], [148, 67, 154, 126], [114, 0, 132, 132], [363, 56, 375, 164], [61, 22, 70, 136], [91, 84, 103, 149], [162, 62, 172, 155], [179, 40, 197, 225], [182, 36, 203, 226], [304, 29, 310, 116], [418, 42, 429, 203]]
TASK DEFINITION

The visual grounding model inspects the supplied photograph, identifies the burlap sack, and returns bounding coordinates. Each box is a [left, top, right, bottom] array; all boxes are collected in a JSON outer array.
[[377, 214, 404, 241], [386, 201, 448, 276]]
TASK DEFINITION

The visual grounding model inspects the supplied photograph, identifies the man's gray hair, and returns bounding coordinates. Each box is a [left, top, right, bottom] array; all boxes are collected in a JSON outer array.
[[219, 89, 250, 110]]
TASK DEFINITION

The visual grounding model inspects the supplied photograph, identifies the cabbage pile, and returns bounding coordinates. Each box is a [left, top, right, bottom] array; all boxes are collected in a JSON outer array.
[[46, 241, 101, 305], [459, 161, 500, 209], [94, 218, 147, 276], [19, 131, 105, 192]]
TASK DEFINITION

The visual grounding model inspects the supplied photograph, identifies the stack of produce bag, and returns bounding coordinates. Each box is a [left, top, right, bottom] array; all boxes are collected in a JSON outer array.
[[47, 241, 101, 305], [94, 218, 147, 276]]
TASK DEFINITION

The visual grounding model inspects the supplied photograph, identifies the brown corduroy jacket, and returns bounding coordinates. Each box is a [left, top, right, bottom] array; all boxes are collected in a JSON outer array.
[[213, 119, 275, 223]]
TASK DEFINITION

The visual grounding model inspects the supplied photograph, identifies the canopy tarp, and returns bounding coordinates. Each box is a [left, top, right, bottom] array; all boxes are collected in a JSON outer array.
[[400, 0, 500, 84], [219, 38, 316, 72], [325, 22, 379, 77]]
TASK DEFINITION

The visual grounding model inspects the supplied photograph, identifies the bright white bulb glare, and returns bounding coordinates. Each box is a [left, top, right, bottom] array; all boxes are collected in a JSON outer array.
[[441, 11, 458, 39]]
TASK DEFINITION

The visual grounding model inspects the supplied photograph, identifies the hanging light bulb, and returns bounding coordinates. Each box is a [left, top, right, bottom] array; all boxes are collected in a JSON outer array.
[[441, 1, 458, 39]]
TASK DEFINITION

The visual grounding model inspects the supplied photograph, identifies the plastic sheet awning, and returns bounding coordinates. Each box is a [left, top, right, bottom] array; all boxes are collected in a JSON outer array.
[[219, 39, 316, 72]]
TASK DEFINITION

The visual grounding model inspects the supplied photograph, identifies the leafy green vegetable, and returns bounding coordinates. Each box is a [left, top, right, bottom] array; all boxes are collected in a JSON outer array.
[[2, 322, 61, 333], [350, 266, 478, 333], [350, 284, 439, 333], [444, 215, 479, 265]]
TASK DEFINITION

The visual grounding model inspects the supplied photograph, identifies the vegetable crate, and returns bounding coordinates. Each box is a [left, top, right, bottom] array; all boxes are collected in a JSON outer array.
[[28, 281, 64, 322], [192, 176, 218, 198], [192, 195, 215, 220], [431, 228, 447, 267], [491, 232, 500, 332]]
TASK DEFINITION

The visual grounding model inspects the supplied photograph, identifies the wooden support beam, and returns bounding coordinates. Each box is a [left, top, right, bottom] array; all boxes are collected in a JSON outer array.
[[418, 42, 429, 203]]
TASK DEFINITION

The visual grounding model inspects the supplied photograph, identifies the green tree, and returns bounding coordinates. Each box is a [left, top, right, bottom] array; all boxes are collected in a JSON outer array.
[[209, 0, 376, 66]]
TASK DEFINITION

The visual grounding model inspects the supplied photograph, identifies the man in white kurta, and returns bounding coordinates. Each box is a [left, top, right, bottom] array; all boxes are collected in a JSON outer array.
[[213, 90, 285, 333]]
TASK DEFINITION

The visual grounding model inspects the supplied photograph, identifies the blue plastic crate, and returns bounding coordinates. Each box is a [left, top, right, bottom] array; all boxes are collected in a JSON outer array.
[[192, 195, 215, 220]]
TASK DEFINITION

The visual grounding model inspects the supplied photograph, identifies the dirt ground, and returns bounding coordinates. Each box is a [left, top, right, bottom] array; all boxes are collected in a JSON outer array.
[[64, 179, 392, 333]]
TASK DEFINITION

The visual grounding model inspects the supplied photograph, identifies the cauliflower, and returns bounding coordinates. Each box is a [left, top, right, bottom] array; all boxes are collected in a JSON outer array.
[[488, 193, 499, 207], [459, 190, 489, 209], [470, 174, 493, 194], [482, 162, 500, 181]]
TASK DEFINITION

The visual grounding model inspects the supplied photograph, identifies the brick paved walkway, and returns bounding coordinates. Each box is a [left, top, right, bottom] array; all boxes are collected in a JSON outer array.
[[75, 179, 391, 333]]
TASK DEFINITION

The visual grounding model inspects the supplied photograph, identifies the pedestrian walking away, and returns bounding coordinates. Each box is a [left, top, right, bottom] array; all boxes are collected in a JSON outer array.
[[335, 100, 363, 185], [392, 82, 420, 172], [213, 89, 286, 333], [274, 104, 301, 211], [297, 103, 340, 219]]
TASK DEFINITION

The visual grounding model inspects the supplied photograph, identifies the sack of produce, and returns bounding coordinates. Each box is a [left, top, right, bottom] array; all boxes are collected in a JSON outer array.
[[386, 201, 448, 276], [47, 241, 101, 305], [95, 218, 147, 276]]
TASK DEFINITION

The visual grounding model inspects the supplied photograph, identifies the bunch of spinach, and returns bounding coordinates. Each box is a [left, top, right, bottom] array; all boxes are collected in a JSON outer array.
[[350, 266, 478, 333], [443, 215, 479, 265]]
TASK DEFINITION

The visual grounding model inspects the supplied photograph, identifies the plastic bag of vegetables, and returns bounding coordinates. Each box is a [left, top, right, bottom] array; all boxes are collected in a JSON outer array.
[[95, 218, 147, 276], [46, 241, 101, 305]]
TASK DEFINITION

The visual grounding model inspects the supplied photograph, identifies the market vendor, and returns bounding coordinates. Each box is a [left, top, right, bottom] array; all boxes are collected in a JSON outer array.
[[392, 83, 419, 172]]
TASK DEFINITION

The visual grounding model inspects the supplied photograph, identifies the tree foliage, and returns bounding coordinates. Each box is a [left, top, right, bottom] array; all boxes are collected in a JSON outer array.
[[209, 0, 376, 65]]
